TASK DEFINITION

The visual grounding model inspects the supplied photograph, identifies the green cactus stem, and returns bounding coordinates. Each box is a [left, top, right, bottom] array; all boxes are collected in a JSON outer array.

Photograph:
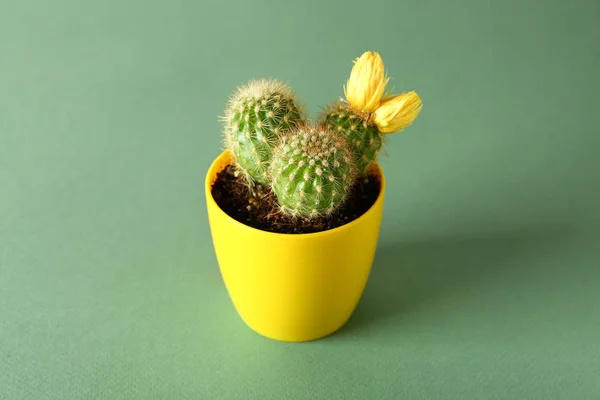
[[221, 79, 304, 186], [320, 101, 383, 175], [269, 123, 357, 219]]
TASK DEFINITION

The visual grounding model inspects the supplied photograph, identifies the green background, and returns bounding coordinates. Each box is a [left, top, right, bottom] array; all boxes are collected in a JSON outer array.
[[1, 0, 599, 398]]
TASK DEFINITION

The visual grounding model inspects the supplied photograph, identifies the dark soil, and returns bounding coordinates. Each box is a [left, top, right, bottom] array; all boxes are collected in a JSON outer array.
[[210, 164, 381, 234]]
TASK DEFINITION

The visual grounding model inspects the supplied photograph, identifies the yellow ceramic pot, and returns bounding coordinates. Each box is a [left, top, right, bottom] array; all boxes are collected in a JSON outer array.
[[205, 150, 386, 342]]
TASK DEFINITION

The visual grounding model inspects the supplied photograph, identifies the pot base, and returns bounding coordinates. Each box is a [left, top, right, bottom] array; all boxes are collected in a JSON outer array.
[[239, 313, 352, 343]]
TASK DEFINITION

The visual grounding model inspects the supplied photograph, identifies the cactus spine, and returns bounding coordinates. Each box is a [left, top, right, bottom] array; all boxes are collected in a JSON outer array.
[[269, 123, 357, 219], [222, 79, 304, 186], [321, 101, 383, 175]]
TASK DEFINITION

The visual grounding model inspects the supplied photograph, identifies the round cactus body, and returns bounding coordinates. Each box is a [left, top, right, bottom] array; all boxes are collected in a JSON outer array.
[[269, 124, 357, 219], [321, 102, 383, 175], [222, 79, 304, 185]]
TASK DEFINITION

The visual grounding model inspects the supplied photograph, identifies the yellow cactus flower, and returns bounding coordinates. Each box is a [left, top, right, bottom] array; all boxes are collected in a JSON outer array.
[[343, 51, 389, 113], [373, 91, 422, 134]]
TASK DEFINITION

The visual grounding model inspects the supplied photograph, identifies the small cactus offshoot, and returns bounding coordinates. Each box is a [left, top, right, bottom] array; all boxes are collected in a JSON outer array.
[[318, 51, 422, 175], [321, 101, 383, 174], [222, 79, 304, 186], [269, 123, 357, 219]]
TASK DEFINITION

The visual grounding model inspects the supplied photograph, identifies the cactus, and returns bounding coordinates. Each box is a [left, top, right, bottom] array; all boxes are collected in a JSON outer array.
[[217, 51, 422, 224], [318, 51, 422, 176], [268, 123, 357, 219], [222, 79, 304, 186], [321, 101, 383, 175]]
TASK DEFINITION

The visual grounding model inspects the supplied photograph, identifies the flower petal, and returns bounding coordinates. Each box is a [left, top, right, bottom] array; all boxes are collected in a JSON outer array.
[[344, 51, 388, 112], [373, 91, 423, 134]]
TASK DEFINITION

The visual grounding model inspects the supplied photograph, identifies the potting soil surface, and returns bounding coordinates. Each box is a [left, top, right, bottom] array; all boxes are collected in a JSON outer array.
[[211, 164, 381, 234]]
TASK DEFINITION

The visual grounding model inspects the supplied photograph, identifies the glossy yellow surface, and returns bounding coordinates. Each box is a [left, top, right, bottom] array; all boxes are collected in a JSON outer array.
[[205, 150, 386, 342]]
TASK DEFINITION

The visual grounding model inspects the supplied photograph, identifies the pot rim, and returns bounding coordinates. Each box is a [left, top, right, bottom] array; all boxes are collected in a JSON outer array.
[[205, 150, 386, 238]]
